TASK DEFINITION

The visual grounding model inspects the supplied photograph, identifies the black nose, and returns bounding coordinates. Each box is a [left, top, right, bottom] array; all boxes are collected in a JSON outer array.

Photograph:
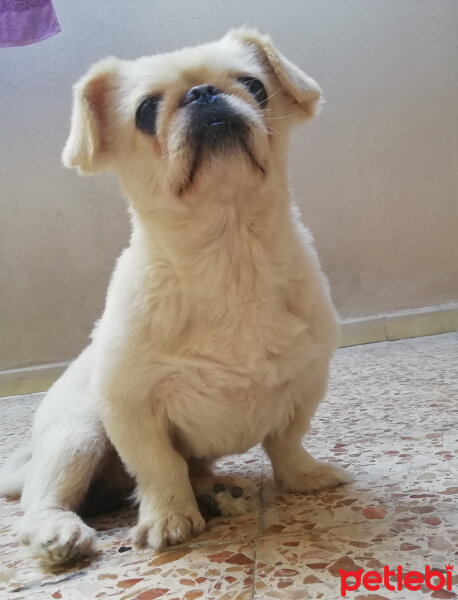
[[182, 84, 221, 106]]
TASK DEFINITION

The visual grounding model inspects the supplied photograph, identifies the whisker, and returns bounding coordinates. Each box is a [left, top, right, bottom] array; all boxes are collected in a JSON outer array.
[[264, 88, 282, 103], [263, 114, 293, 121]]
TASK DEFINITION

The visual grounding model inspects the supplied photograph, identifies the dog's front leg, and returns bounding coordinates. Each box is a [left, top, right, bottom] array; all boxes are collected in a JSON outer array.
[[99, 393, 205, 550], [263, 404, 352, 493]]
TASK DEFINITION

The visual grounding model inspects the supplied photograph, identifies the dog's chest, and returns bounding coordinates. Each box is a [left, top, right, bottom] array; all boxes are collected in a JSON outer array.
[[99, 243, 315, 456], [156, 296, 310, 458], [165, 354, 304, 458]]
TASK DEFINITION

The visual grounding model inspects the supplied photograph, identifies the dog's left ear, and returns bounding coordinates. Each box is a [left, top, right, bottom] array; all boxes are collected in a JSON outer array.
[[227, 27, 322, 119], [62, 57, 122, 174]]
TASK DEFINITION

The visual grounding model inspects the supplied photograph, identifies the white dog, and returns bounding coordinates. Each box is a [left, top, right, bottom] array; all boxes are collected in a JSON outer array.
[[0, 28, 349, 563]]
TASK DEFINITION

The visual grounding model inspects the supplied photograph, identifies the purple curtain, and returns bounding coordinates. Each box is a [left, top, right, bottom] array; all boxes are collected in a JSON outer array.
[[0, 0, 60, 48]]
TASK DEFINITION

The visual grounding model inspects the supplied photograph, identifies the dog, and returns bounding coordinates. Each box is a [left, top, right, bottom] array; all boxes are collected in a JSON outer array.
[[0, 27, 350, 563]]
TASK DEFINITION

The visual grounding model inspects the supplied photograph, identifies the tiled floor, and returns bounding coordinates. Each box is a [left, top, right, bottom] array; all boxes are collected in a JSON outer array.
[[0, 333, 457, 599]]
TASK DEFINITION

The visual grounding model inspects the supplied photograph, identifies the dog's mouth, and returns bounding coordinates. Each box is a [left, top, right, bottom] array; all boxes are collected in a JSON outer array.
[[178, 99, 266, 195]]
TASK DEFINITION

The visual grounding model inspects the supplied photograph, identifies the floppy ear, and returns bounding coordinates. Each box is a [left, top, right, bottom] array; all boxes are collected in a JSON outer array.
[[62, 57, 121, 174], [227, 27, 322, 119]]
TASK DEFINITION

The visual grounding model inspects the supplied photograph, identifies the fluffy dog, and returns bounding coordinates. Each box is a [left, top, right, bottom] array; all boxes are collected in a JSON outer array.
[[0, 27, 349, 563]]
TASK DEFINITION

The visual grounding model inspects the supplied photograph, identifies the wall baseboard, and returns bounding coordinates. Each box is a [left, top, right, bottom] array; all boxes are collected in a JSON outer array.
[[1, 303, 457, 398], [339, 302, 458, 347], [0, 361, 70, 398]]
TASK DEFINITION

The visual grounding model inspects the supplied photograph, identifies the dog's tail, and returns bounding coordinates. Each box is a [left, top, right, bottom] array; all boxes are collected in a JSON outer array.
[[0, 446, 31, 497]]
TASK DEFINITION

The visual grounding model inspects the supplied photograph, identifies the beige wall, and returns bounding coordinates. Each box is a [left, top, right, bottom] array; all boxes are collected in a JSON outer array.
[[1, 0, 457, 370]]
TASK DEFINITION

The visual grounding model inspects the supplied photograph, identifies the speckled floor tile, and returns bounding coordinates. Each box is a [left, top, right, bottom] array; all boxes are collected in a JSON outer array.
[[310, 384, 456, 441], [311, 333, 458, 443], [3, 541, 256, 599], [0, 394, 41, 462], [254, 527, 457, 599], [1, 333, 457, 599], [262, 436, 458, 535]]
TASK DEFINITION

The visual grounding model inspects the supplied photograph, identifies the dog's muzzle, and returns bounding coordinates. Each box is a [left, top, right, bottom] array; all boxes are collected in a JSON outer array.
[[182, 84, 248, 151]]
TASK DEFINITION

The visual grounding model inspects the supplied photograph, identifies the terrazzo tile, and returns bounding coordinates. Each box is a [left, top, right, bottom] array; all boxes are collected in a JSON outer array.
[[310, 385, 456, 441], [253, 528, 457, 599], [3, 541, 256, 599], [389, 368, 458, 400], [261, 468, 457, 540], [1, 333, 457, 598], [262, 427, 457, 539], [311, 336, 458, 442], [0, 394, 41, 462], [329, 335, 458, 401]]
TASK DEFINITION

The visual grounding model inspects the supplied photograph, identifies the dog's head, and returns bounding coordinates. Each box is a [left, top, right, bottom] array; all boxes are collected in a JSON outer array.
[[63, 28, 322, 210]]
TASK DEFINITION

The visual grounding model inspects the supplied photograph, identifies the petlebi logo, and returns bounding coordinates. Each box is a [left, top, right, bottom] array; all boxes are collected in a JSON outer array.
[[339, 563, 454, 597]]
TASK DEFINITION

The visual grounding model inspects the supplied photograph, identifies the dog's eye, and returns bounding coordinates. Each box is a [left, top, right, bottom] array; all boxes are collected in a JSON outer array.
[[236, 76, 268, 107], [136, 96, 161, 135]]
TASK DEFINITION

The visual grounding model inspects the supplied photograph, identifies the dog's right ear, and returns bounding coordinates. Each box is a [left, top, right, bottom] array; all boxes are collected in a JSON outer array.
[[62, 58, 122, 174]]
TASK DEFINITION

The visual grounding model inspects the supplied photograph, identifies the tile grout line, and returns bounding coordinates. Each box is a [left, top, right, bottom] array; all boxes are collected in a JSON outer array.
[[250, 450, 265, 600]]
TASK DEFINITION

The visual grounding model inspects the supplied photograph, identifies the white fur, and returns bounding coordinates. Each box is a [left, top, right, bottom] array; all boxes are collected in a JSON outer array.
[[0, 28, 350, 563]]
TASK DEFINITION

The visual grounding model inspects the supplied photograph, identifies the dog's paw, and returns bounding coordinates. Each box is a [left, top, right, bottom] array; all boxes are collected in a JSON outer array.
[[18, 509, 96, 563], [133, 506, 205, 550], [193, 476, 258, 519], [277, 461, 352, 493]]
